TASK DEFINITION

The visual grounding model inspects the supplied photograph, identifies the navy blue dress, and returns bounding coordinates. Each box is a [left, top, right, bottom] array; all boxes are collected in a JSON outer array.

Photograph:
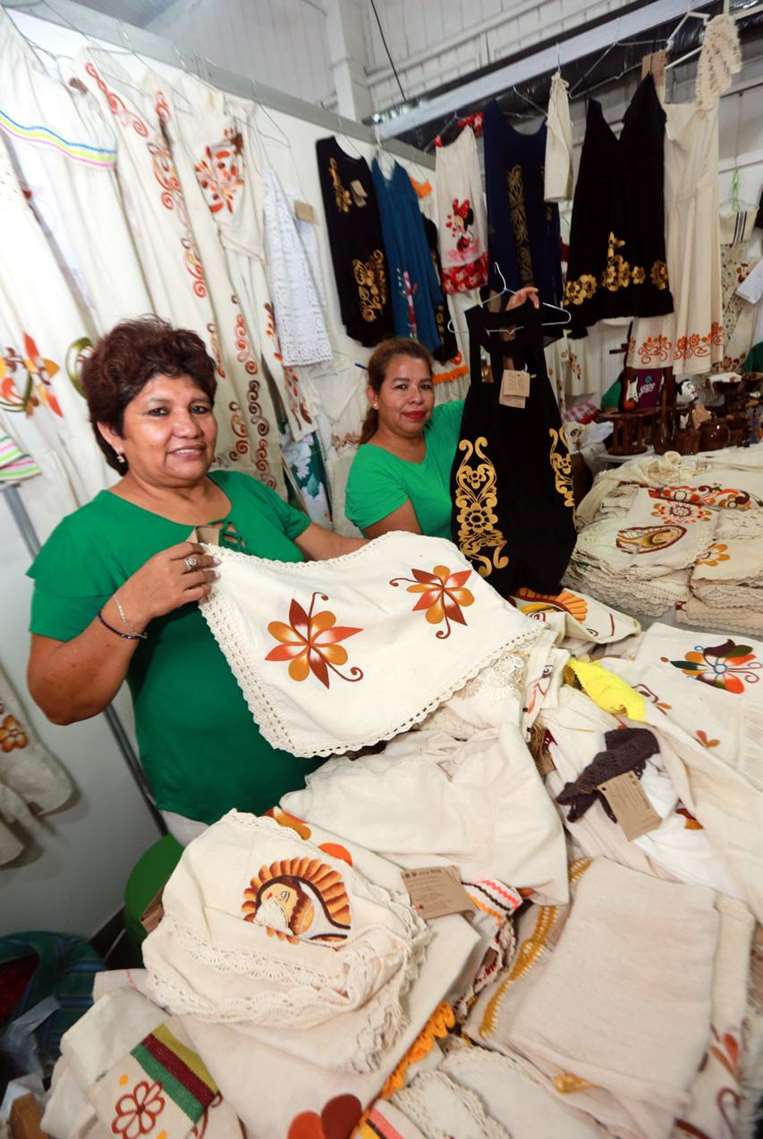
[[483, 102, 563, 306], [371, 159, 444, 353]]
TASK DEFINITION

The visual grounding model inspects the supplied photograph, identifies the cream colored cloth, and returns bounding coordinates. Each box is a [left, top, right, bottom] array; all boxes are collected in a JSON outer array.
[[511, 587, 640, 646], [144, 812, 430, 1073], [181, 915, 479, 1138], [282, 724, 569, 904], [490, 859, 719, 1139], [628, 102, 722, 377], [440, 1045, 608, 1139], [601, 624, 763, 919], [542, 687, 738, 895], [434, 126, 488, 294], [545, 72, 574, 202], [200, 532, 540, 758], [391, 1069, 510, 1139], [696, 15, 742, 109], [677, 595, 763, 637], [43, 986, 245, 1139], [670, 895, 753, 1139]]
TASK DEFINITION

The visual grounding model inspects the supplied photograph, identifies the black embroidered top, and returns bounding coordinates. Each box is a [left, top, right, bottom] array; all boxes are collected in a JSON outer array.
[[315, 136, 393, 347], [450, 300, 576, 596], [424, 218, 459, 364], [483, 102, 563, 305], [564, 76, 674, 337]]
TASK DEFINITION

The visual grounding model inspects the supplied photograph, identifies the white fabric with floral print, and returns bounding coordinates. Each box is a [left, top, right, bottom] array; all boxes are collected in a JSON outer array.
[[434, 127, 488, 295]]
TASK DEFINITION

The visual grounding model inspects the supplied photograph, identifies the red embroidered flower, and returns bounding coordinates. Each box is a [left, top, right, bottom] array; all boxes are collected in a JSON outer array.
[[390, 564, 474, 640], [112, 1080, 165, 1139]]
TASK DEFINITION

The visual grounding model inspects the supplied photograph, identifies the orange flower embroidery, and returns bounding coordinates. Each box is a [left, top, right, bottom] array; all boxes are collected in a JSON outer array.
[[389, 565, 474, 639], [0, 715, 27, 753], [697, 543, 731, 567], [694, 730, 720, 749], [265, 593, 363, 688]]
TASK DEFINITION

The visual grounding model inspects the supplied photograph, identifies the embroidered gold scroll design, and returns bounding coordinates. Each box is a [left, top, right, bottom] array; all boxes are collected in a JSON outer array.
[[454, 436, 509, 577]]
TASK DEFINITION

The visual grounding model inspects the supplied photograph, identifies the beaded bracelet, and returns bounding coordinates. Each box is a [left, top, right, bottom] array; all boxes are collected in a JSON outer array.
[[98, 610, 147, 641]]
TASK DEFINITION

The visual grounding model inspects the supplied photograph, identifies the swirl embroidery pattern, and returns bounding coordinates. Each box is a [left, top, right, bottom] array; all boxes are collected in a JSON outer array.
[[548, 428, 575, 510], [328, 158, 352, 213], [353, 251, 387, 322], [454, 436, 509, 578], [506, 165, 534, 286]]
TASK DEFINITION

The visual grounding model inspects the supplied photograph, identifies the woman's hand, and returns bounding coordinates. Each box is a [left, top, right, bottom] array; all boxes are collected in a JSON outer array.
[[507, 285, 541, 310], [118, 541, 220, 629]]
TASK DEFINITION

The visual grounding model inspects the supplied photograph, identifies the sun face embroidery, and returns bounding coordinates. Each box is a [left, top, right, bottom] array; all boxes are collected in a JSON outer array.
[[265, 593, 363, 688], [389, 565, 475, 639], [663, 639, 762, 694], [242, 858, 351, 945]]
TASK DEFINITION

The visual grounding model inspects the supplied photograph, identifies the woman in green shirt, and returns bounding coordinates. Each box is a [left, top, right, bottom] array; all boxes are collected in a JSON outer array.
[[27, 318, 364, 843], [345, 338, 464, 539], [346, 291, 539, 539]]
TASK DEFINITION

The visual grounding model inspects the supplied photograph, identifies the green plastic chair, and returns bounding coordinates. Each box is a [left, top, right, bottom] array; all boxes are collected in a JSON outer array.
[[124, 834, 183, 957]]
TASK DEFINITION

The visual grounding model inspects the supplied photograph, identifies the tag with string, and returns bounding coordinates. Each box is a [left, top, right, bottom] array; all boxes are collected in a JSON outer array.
[[500, 369, 531, 408]]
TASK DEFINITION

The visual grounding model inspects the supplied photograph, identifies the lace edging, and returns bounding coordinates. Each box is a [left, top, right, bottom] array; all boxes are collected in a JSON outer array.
[[200, 543, 541, 757]]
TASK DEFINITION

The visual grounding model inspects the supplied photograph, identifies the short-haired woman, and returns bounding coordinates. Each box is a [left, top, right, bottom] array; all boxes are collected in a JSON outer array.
[[26, 318, 364, 844]]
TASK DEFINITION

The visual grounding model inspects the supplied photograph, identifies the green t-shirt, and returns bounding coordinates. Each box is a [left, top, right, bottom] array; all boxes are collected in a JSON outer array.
[[27, 471, 321, 825], [345, 399, 464, 539]]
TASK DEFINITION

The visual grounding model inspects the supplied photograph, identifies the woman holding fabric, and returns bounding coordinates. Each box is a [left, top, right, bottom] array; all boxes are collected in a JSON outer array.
[[26, 318, 365, 845], [345, 287, 540, 539]]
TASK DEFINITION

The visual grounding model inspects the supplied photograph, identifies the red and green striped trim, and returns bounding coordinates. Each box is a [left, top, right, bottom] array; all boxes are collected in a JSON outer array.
[[131, 1023, 218, 1121]]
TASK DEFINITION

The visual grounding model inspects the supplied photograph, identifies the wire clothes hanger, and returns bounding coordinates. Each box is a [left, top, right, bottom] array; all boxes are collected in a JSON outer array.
[[448, 263, 571, 333]]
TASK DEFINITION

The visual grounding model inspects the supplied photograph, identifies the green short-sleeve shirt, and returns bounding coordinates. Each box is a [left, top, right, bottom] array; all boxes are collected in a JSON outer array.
[[27, 471, 319, 825], [345, 399, 464, 539]]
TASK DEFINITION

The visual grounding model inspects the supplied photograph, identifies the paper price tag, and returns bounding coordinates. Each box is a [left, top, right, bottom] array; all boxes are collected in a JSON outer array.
[[294, 200, 316, 224], [350, 179, 368, 207], [597, 771, 661, 841], [401, 865, 475, 920], [501, 369, 531, 397]]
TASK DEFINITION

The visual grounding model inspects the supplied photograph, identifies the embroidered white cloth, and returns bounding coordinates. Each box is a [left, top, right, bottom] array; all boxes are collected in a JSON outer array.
[[600, 623, 763, 918], [511, 587, 640, 646], [43, 987, 242, 1139], [478, 859, 720, 1139], [544, 72, 574, 202], [391, 1070, 511, 1139], [143, 812, 430, 1073], [440, 1046, 608, 1139], [283, 723, 569, 903], [262, 165, 332, 366], [542, 687, 738, 895], [434, 127, 488, 294], [696, 14, 742, 109], [200, 532, 540, 757]]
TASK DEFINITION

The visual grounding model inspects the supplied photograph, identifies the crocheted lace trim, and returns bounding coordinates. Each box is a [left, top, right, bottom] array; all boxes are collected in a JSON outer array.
[[200, 540, 542, 758], [392, 1071, 511, 1139]]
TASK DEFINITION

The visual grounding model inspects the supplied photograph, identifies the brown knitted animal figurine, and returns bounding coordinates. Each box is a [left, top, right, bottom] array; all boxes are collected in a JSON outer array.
[[556, 727, 659, 822]]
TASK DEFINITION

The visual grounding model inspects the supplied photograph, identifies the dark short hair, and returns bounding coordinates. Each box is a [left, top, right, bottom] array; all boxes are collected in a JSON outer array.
[[359, 338, 434, 444], [81, 317, 217, 472]]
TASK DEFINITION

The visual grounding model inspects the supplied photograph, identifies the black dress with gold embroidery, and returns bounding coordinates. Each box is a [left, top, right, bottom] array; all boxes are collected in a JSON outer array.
[[564, 76, 674, 337], [450, 300, 576, 596], [316, 136, 394, 346], [483, 103, 563, 306]]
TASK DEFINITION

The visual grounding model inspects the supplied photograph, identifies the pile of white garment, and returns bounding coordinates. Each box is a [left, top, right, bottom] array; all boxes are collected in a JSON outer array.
[[43, 532, 763, 1139], [566, 445, 763, 629]]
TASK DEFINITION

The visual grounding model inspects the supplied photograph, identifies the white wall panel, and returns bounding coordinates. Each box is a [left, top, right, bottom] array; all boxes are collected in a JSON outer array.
[[149, 0, 335, 106]]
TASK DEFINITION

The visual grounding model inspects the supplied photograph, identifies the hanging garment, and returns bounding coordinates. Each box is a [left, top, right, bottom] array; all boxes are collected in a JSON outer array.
[[77, 52, 282, 492], [736, 256, 763, 352], [372, 159, 444, 352], [713, 208, 758, 376], [143, 812, 430, 1073], [423, 218, 459, 363], [262, 165, 332, 367], [199, 530, 540, 758], [0, 11, 151, 335], [483, 102, 562, 304], [0, 132, 112, 539], [0, 432, 39, 483], [316, 136, 393, 347], [627, 100, 722, 376], [177, 85, 317, 442], [696, 14, 742, 108], [434, 126, 488, 294], [137, 70, 284, 494], [544, 72, 573, 203], [565, 76, 674, 337], [451, 300, 576, 596]]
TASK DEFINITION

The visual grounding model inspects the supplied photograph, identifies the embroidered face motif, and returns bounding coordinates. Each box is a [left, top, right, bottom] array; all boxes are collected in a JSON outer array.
[[615, 524, 686, 554], [242, 858, 352, 944]]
